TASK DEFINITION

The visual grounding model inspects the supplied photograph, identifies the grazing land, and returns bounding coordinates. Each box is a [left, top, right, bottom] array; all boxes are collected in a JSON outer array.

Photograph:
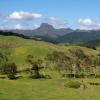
[[0, 35, 100, 100]]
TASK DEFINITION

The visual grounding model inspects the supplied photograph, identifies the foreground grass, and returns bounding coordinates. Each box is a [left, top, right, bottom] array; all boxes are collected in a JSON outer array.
[[0, 77, 100, 100]]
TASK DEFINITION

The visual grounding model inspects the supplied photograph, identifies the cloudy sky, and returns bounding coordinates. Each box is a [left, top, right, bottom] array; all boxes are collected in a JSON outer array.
[[0, 0, 100, 30]]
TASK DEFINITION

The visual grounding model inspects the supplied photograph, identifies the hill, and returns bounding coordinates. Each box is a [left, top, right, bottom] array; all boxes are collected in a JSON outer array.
[[0, 35, 99, 69], [56, 30, 100, 43], [0, 35, 100, 100]]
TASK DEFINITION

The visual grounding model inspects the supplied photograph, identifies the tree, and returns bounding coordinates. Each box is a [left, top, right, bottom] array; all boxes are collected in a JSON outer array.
[[46, 51, 72, 74], [0, 50, 18, 79], [26, 55, 44, 79], [5, 62, 17, 79], [95, 54, 100, 66], [69, 48, 92, 78], [92, 54, 100, 77], [0, 52, 8, 73]]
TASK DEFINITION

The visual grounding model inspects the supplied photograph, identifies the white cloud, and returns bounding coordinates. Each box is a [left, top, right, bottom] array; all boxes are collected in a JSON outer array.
[[0, 24, 26, 30], [48, 17, 57, 25], [14, 24, 25, 30], [78, 18, 100, 30], [96, 23, 100, 29], [48, 17, 67, 28], [6, 11, 42, 20], [78, 18, 94, 26]]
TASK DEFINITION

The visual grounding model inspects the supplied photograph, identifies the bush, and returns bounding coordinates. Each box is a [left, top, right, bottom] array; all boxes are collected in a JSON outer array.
[[65, 80, 81, 88], [5, 63, 18, 80], [30, 74, 42, 79], [44, 75, 52, 79], [62, 74, 85, 78], [30, 74, 51, 79], [7, 73, 17, 80], [89, 82, 100, 85]]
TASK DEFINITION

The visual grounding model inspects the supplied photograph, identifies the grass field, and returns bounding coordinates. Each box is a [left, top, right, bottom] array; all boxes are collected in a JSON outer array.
[[0, 35, 99, 68], [0, 73, 100, 100], [0, 35, 100, 100]]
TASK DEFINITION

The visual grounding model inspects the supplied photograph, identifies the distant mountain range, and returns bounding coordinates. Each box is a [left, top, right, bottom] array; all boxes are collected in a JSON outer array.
[[56, 30, 100, 43], [2, 23, 100, 44]]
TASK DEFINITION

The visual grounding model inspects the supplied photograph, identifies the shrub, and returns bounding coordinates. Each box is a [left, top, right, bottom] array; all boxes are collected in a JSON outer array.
[[30, 73, 51, 79], [5, 63, 17, 80], [7, 73, 17, 80], [65, 80, 81, 88], [89, 82, 100, 85], [30, 73, 42, 79], [44, 75, 52, 79], [2, 63, 17, 74]]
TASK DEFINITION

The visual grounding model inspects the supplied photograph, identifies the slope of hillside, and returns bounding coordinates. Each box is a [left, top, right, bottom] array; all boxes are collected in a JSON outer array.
[[56, 30, 100, 43], [0, 35, 99, 69]]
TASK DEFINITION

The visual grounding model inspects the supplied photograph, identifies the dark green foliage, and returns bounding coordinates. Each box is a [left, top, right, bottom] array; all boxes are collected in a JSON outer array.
[[0, 31, 31, 39], [7, 73, 16, 80], [65, 80, 81, 88], [5, 63, 17, 80], [89, 82, 100, 85], [46, 51, 72, 71], [69, 48, 92, 73], [5, 63, 17, 74], [0, 51, 17, 79], [56, 31, 100, 43], [69, 48, 88, 60], [33, 35, 59, 44], [0, 52, 8, 73], [46, 49, 98, 78], [86, 45, 96, 50], [26, 55, 45, 79], [62, 73, 85, 78], [94, 54, 100, 66], [83, 38, 100, 48]]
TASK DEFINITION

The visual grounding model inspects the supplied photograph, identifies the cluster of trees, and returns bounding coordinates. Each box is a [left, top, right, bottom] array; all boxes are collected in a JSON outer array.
[[26, 55, 44, 79], [0, 50, 17, 79], [0, 48, 100, 80], [46, 49, 100, 78], [0, 31, 30, 39]]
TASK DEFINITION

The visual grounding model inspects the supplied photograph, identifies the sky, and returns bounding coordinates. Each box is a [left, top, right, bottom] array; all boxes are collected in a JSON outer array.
[[0, 0, 100, 30]]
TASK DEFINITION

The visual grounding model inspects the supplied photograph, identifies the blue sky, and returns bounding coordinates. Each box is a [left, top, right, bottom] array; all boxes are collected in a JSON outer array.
[[0, 0, 100, 30]]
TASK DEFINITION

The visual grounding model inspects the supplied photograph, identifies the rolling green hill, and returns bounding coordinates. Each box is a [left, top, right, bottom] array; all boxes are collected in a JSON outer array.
[[0, 35, 100, 100], [0, 35, 99, 69]]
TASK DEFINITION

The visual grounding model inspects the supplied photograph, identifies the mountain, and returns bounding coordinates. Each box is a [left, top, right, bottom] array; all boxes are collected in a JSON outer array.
[[11, 23, 73, 38], [3, 23, 100, 43], [56, 30, 100, 43]]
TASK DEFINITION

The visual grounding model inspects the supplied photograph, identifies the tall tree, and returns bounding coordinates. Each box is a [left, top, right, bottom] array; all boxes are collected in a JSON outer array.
[[46, 51, 72, 73], [69, 48, 92, 78], [26, 55, 44, 79]]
